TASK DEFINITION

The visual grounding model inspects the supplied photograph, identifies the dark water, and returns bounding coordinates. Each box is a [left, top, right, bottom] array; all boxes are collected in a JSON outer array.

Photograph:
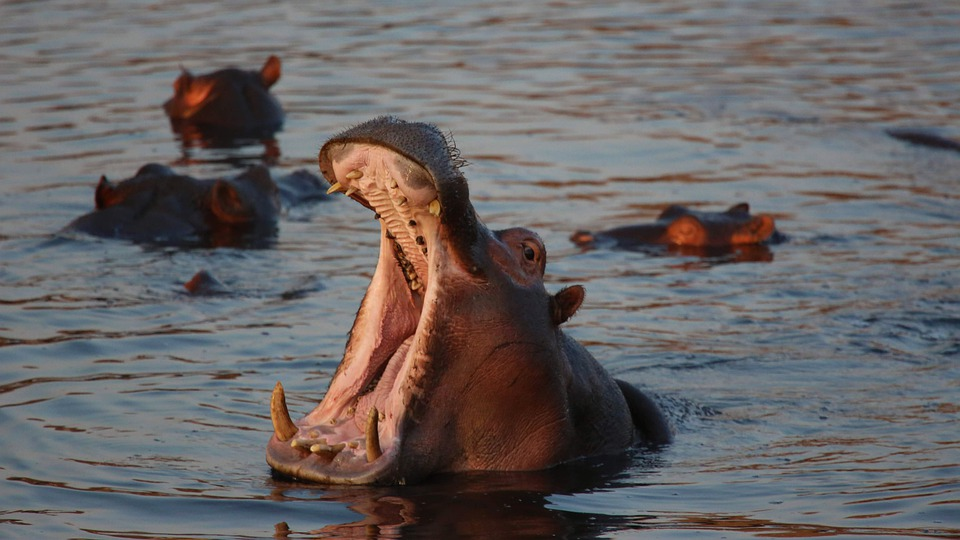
[[2, 1, 959, 538]]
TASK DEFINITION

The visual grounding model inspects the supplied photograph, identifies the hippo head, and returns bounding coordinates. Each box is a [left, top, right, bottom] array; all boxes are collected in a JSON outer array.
[[163, 55, 284, 138], [67, 164, 281, 247], [658, 203, 776, 247], [266, 117, 664, 485]]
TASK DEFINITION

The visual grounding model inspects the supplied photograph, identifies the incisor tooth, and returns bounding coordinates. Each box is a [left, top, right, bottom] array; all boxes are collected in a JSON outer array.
[[311, 442, 346, 455], [366, 407, 383, 462], [270, 381, 298, 442], [345, 186, 358, 197], [345, 169, 363, 180], [429, 199, 441, 217], [326, 182, 343, 195]]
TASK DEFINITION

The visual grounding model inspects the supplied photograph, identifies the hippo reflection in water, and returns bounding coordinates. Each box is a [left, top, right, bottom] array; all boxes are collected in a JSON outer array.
[[65, 164, 326, 248], [571, 203, 781, 256], [163, 55, 284, 142], [267, 117, 672, 485]]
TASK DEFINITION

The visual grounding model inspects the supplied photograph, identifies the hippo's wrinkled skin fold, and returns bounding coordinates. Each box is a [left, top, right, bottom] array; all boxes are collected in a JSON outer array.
[[571, 203, 779, 251], [267, 117, 671, 485], [64, 164, 325, 248], [163, 55, 284, 141]]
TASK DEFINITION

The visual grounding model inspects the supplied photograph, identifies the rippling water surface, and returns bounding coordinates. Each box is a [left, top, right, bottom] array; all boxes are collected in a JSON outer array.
[[1, 1, 958, 538]]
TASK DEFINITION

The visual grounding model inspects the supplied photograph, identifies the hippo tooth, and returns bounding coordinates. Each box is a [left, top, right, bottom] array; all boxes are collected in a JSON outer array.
[[310, 442, 346, 455], [326, 182, 343, 195], [366, 407, 383, 463], [345, 186, 358, 197], [345, 169, 363, 180], [429, 199, 441, 217], [270, 381, 298, 442], [389, 178, 398, 189], [397, 196, 408, 207]]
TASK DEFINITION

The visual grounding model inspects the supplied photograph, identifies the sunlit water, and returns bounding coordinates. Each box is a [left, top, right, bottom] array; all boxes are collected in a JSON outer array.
[[1, 1, 958, 538]]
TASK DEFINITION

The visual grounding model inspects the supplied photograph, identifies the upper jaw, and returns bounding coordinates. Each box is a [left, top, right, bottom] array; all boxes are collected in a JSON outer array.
[[268, 118, 468, 484]]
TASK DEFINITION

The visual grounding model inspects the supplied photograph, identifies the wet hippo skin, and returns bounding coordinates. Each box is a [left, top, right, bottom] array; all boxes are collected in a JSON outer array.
[[163, 55, 284, 140], [267, 116, 671, 485], [64, 164, 326, 248], [571, 203, 779, 251]]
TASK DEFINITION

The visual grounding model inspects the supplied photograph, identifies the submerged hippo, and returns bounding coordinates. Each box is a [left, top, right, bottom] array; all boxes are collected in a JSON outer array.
[[65, 164, 326, 248], [886, 127, 960, 153], [571, 203, 779, 251], [267, 117, 671, 485], [163, 55, 284, 141]]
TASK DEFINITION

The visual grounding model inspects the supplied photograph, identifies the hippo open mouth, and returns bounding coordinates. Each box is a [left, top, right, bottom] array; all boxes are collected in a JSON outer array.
[[267, 117, 670, 485], [267, 117, 475, 484]]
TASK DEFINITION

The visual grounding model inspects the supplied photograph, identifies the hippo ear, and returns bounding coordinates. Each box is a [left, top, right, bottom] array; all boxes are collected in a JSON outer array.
[[569, 230, 596, 248], [726, 203, 750, 215], [94, 175, 120, 209], [665, 214, 705, 246], [552, 285, 585, 326], [210, 180, 253, 224], [173, 67, 193, 94], [260, 55, 281, 88], [746, 214, 776, 243]]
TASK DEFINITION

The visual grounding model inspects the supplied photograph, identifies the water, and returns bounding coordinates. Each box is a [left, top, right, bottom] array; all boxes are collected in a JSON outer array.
[[1, 1, 958, 538]]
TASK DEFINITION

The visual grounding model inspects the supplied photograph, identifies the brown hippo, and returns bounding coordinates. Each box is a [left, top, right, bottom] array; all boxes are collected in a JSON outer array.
[[163, 55, 284, 141], [570, 203, 779, 252], [267, 117, 671, 485], [64, 164, 326, 248]]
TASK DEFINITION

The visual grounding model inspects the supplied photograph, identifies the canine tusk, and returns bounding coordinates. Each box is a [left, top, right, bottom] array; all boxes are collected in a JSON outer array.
[[366, 407, 382, 462], [270, 381, 298, 442]]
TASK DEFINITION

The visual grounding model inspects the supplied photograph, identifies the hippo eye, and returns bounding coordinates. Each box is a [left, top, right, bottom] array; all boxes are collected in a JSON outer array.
[[522, 244, 536, 261]]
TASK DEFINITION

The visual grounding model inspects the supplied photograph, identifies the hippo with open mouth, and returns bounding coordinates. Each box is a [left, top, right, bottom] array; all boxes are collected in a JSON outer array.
[[267, 117, 671, 485]]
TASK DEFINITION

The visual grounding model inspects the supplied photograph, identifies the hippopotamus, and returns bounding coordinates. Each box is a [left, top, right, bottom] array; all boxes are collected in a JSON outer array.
[[163, 55, 284, 141], [886, 127, 960, 152], [64, 164, 326, 248], [266, 116, 671, 485], [570, 203, 779, 252]]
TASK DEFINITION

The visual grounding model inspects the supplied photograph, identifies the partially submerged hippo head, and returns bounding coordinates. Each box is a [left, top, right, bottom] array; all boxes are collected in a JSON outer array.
[[65, 164, 281, 247], [267, 117, 670, 485], [163, 55, 284, 140], [571, 203, 778, 251]]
